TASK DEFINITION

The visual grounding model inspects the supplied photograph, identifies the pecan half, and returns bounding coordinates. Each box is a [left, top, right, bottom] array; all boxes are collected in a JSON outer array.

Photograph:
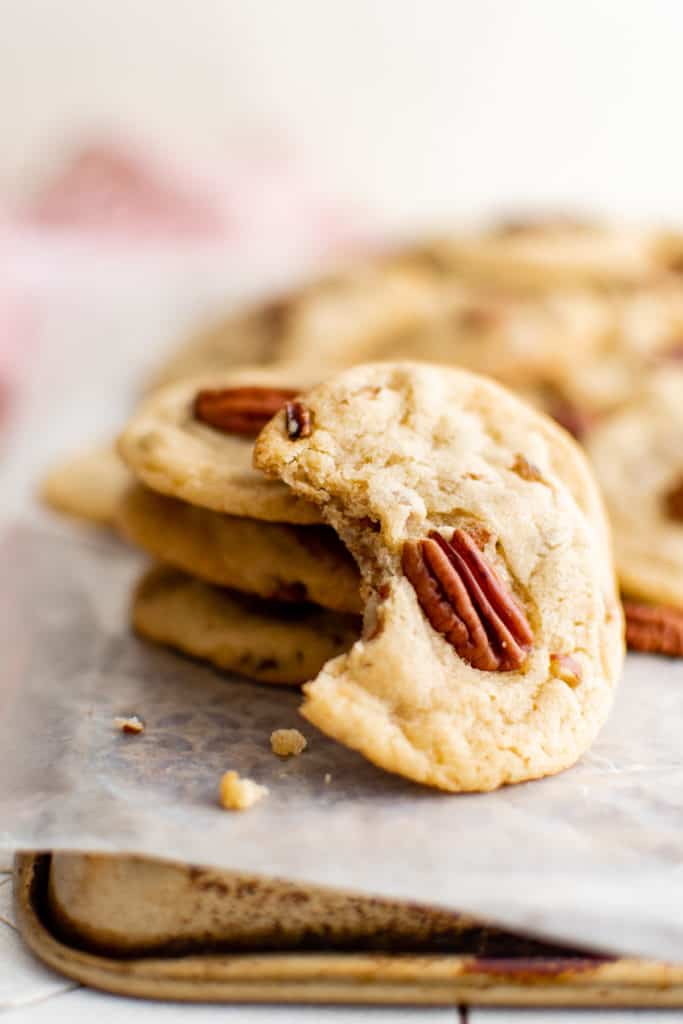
[[664, 475, 683, 522], [285, 400, 312, 439], [194, 386, 298, 436], [624, 600, 683, 657], [402, 528, 533, 671]]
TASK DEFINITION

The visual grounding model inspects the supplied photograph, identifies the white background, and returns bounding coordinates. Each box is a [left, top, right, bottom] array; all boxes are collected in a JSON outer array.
[[1, 0, 683, 229]]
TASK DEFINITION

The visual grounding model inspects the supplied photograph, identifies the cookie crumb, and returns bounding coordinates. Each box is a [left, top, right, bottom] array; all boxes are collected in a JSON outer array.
[[271, 728, 307, 757], [324, 773, 332, 784], [219, 770, 268, 810], [114, 715, 145, 735]]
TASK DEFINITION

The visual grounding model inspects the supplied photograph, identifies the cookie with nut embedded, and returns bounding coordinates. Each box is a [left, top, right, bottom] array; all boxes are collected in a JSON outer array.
[[118, 367, 322, 525], [255, 362, 623, 792], [133, 565, 359, 686], [118, 483, 361, 614], [587, 368, 683, 653]]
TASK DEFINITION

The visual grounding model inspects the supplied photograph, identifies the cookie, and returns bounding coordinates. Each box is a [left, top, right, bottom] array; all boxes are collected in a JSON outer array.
[[149, 247, 611, 397], [587, 368, 683, 610], [623, 600, 683, 657], [277, 272, 609, 392], [118, 483, 361, 614], [439, 219, 669, 289], [132, 565, 359, 686], [149, 298, 291, 390], [255, 362, 624, 792], [118, 367, 323, 525], [41, 444, 132, 527]]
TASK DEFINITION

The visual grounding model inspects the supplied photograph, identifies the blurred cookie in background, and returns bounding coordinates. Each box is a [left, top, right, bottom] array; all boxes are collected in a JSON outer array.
[[587, 368, 683, 656], [41, 444, 132, 528], [435, 217, 681, 289]]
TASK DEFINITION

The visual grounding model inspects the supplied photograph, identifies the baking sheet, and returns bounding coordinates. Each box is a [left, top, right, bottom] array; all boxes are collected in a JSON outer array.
[[1, 523, 682, 961]]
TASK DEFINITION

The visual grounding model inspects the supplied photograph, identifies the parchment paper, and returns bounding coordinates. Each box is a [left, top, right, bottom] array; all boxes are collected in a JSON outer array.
[[1, 523, 682, 960]]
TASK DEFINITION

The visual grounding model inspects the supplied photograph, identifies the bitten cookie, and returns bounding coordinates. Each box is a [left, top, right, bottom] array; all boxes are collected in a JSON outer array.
[[255, 362, 624, 792], [118, 484, 361, 614], [133, 565, 359, 686], [118, 367, 323, 525], [41, 444, 132, 527]]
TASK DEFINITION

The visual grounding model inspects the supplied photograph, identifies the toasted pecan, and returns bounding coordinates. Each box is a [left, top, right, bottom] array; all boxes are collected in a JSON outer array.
[[664, 476, 683, 522], [624, 600, 683, 657], [194, 386, 298, 436], [402, 528, 533, 671]]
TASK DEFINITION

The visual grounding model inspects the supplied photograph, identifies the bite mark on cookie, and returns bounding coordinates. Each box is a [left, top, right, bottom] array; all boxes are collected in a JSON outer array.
[[624, 600, 683, 657]]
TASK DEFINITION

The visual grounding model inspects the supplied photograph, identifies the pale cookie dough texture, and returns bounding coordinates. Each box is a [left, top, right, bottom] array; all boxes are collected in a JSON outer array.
[[255, 362, 624, 793], [41, 444, 132, 527], [118, 484, 361, 614], [118, 367, 323, 525], [132, 565, 359, 686], [587, 369, 683, 610]]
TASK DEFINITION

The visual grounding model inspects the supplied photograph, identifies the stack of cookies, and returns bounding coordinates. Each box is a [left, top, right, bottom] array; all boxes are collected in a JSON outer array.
[[137, 218, 683, 657], [111, 360, 623, 793], [40, 218, 683, 790], [116, 367, 362, 687]]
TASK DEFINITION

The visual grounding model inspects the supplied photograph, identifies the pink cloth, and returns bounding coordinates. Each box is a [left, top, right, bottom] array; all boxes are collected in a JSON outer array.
[[0, 138, 373, 432], [22, 140, 365, 251], [0, 286, 33, 429]]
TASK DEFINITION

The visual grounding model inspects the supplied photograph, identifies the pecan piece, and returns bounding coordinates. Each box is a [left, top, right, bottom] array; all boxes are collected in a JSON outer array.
[[402, 528, 533, 671], [624, 600, 683, 657], [550, 653, 582, 687], [664, 475, 683, 522], [194, 386, 298, 436], [285, 400, 312, 439], [512, 454, 545, 484]]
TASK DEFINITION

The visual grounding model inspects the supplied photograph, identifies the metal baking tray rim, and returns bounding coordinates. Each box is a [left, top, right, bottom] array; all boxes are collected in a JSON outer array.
[[14, 853, 683, 1007]]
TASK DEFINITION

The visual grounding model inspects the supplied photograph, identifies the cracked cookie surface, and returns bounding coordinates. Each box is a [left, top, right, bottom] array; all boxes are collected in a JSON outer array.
[[255, 362, 623, 792], [118, 367, 322, 524]]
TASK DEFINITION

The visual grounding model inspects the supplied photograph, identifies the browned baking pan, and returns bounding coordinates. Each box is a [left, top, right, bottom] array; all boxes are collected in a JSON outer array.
[[15, 852, 683, 1006]]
